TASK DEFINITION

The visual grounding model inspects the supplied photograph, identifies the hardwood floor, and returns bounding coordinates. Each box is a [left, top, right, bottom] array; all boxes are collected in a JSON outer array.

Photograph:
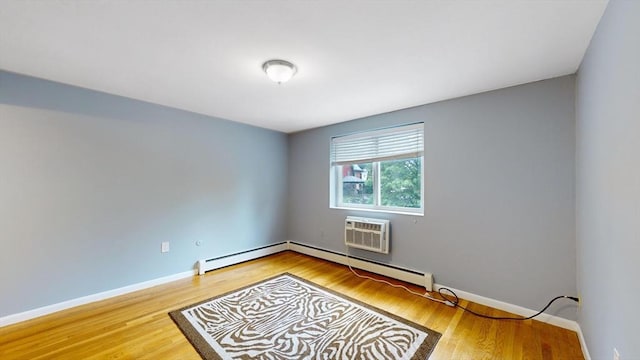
[[0, 251, 584, 359]]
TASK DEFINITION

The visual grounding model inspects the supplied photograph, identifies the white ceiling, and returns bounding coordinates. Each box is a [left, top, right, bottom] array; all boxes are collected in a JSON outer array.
[[0, 0, 608, 133]]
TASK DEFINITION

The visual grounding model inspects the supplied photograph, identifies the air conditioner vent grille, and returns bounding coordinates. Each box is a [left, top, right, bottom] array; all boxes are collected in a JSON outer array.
[[345, 216, 389, 254]]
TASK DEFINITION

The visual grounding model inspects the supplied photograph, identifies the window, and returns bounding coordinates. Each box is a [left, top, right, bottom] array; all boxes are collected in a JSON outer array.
[[330, 123, 424, 215]]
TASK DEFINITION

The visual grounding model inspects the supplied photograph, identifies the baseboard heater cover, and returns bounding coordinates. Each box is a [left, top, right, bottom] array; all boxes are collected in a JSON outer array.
[[288, 241, 433, 291], [197, 242, 288, 275], [195, 241, 432, 290]]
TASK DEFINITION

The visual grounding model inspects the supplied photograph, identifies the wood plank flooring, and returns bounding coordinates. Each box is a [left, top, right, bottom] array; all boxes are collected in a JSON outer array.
[[0, 251, 584, 359]]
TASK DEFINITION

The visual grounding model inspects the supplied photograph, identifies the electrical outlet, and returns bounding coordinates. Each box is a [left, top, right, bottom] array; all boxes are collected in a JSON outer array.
[[614, 348, 620, 360], [161, 241, 170, 253], [577, 293, 582, 309]]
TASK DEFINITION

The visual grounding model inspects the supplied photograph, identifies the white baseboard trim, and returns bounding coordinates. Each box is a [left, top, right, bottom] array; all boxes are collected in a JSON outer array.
[[575, 324, 591, 360], [1, 242, 289, 328], [431, 283, 579, 331], [0, 269, 195, 328], [197, 242, 289, 275]]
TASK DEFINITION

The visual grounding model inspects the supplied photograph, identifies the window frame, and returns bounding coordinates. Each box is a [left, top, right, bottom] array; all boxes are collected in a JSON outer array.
[[330, 123, 425, 216]]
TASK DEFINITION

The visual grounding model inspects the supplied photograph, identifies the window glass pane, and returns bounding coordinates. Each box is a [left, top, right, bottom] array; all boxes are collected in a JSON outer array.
[[340, 163, 374, 205], [380, 157, 422, 208]]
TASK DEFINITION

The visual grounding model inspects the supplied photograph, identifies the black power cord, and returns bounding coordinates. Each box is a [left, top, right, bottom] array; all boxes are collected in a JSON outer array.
[[437, 287, 580, 321]]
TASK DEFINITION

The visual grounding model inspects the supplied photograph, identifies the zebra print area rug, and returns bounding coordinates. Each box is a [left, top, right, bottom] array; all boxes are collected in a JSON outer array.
[[169, 273, 440, 359]]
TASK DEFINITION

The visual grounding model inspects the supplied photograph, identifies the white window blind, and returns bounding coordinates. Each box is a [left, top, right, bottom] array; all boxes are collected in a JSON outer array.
[[331, 123, 424, 165]]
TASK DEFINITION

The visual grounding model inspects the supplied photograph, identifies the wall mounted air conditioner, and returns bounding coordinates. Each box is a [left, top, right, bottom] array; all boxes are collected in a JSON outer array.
[[345, 216, 390, 254]]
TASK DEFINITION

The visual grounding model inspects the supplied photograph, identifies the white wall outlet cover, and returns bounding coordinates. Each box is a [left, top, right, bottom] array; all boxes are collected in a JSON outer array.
[[161, 241, 170, 253]]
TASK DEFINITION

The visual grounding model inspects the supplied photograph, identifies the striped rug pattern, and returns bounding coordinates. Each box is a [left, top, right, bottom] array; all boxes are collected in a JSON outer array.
[[170, 273, 440, 359]]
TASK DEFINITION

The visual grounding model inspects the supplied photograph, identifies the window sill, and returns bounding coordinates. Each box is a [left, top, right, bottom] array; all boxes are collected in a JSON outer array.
[[330, 205, 424, 217]]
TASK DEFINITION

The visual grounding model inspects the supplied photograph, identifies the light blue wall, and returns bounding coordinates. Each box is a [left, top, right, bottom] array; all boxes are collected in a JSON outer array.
[[576, 0, 640, 358], [0, 71, 288, 316], [288, 76, 577, 319]]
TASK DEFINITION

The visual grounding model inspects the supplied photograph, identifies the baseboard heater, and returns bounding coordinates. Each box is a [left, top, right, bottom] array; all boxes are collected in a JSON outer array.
[[288, 242, 433, 291], [196, 241, 433, 291], [197, 242, 288, 275]]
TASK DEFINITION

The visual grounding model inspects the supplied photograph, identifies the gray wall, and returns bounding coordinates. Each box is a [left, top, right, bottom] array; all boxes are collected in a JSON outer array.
[[0, 71, 288, 316], [576, 0, 640, 358], [288, 76, 577, 319]]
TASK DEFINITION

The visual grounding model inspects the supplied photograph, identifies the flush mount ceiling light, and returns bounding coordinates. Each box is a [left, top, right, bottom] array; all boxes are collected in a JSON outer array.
[[262, 59, 297, 84]]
